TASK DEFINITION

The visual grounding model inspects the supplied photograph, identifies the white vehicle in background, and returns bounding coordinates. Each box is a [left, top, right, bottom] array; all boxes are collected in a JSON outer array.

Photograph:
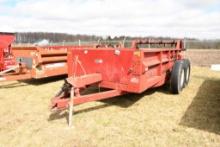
[[211, 64, 220, 71]]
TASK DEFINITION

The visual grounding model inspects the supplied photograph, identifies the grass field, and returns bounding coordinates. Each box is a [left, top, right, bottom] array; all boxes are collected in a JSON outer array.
[[186, 49, 220, 66], [1, 66, 220, 147]]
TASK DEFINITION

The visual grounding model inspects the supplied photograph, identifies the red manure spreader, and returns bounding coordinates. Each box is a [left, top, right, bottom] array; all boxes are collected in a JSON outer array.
[[0, 42, 92, 81], [0, 32, 69, 81], [51, 39, 190, 125], [0, 45, 69, 81]]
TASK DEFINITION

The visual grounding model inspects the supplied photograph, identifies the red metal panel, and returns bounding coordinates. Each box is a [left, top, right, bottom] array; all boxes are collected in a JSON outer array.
[[0, 33, 15, 48], [0, 33, 15, 71], [68, 48, 135, 84]]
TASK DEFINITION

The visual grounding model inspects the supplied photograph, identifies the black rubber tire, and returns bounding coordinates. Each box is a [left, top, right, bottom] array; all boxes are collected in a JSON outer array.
[[170, 60, 185, 94], [183, 59, 191, 87]]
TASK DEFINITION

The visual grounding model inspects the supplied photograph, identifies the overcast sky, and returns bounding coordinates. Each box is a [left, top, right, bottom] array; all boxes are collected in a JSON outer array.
[[0, 0, 220, 39]]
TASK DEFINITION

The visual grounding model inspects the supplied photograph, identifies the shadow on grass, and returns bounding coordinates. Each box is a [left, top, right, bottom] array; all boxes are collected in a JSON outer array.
[[99, 87, 162, 108], [0, 75, 66, 88], [48, 84, 170, 121], [180, 78, 220, 134], [0, 81, 29, 88], [22, 75, 67, 85]]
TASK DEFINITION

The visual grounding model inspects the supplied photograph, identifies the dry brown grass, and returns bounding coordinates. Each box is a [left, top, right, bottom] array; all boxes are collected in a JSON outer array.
[[1, 66, 220, 147], [186, 49, 220, 66]]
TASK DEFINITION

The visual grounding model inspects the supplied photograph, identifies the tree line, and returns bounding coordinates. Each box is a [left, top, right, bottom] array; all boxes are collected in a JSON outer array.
[[15, 32, 220, 49]]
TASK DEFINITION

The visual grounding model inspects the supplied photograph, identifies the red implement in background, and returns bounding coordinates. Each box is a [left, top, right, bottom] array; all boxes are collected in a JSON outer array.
[[0, 45, 92, 81], [0, 32, 16, 71], [51, 39, 190, 114]]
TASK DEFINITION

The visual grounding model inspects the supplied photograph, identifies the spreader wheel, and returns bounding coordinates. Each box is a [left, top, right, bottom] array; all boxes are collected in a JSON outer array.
[[170, 60, 185, 94], [183, 59, 191, 87]]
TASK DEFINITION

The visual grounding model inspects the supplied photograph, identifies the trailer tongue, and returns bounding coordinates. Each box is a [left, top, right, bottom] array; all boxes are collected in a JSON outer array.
[[51, 39, 191, 126], [51, 73, 124, 110]]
